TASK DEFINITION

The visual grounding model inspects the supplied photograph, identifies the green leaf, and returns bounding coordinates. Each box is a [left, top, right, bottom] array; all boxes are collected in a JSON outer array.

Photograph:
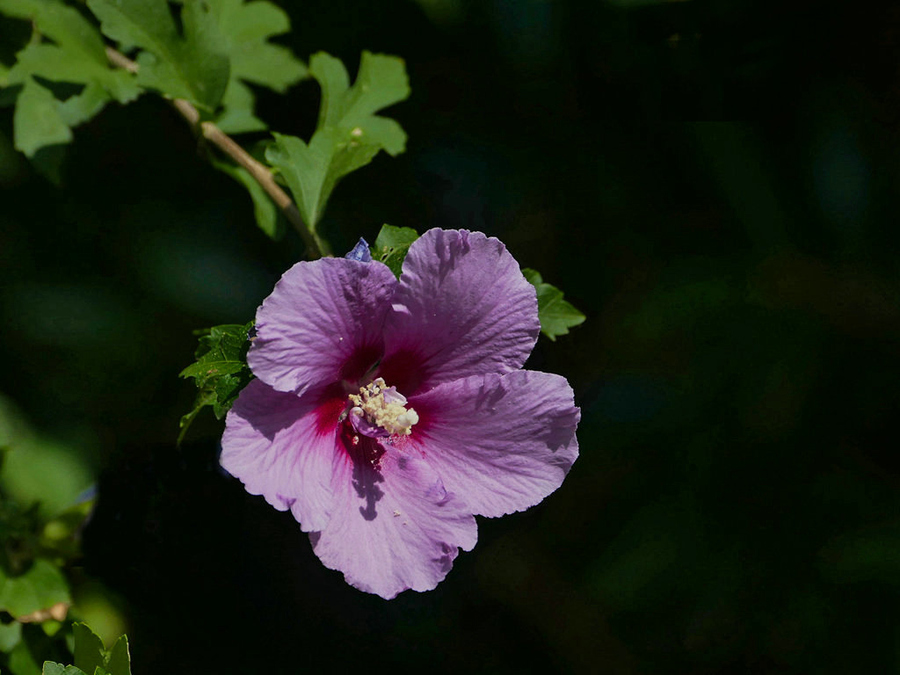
[[266, 51, 409, 230], [214, 0, 305, 92], [0, 559, 70, 619], [72, 624, 105, 675], [66, 624, 130, 675], [12, 78, 71, 157], [57, 83, 111, 128], [86, 0, 229, 110], [42, 664, 87, 675], [212, 159, 280, 238], [180, 324, 252, 381], [177, 389, 216, 446], [179, 322, 253, 443], [104, 636, 131, 675], [0, 0, 141, 158], [0, 0, 105, 60], [210, 0, 306, 132], [522, 269, 586, 341], [214, 79, 265, 133], [37, 622, 129, 675], [0, 619, 23, 651], [0, 434, 95, 519], [0, 0, 139, 101], [371, 224, 418, 278], [5, 41, 139, 105]]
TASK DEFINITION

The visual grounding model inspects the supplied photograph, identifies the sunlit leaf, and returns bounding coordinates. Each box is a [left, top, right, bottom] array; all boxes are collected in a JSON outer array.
[[86, 0, 229, 110], [0, 0, 140, 101], [371, 224, 418, 278], [209, 0, 306, 131], [214, 0, 306, 92], [522, 268, 585, 341], [214, 79, 265, 133], [11, 78, 71, 158], [0, 0, 140, 158], [266, 51, 409, 230], [56, 84, 109, 128]]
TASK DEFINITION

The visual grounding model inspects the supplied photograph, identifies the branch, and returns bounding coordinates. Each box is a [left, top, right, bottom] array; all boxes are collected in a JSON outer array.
[[105, 47, 326, 258]]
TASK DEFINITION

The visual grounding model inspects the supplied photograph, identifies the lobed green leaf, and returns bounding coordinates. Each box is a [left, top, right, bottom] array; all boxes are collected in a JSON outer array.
[[210, 0, 307, 133], [215, 79, 266, 133], [0, 0, 141, 158], [86, 0, 230, 110], [266, 51, 409, 231], [522, 269, 586, 341], [371, 224, 418, 278]]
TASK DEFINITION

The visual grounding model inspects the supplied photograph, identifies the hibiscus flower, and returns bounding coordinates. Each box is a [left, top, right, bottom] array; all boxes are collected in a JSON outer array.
[[221, 228, 580, 599]]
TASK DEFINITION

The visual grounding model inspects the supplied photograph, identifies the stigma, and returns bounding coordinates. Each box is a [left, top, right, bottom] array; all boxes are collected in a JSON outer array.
[[348, 377, 419, 438]]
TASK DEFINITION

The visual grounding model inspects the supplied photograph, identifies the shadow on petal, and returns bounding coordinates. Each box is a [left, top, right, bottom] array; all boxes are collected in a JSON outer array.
[[338, 424, 386, 521]]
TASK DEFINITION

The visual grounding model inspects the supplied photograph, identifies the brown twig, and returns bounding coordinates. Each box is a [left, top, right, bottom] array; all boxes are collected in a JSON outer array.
[[105, 47, 325, 258]]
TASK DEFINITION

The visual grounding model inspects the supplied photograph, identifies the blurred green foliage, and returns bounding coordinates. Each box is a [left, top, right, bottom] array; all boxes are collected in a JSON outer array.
[[0, 396, 101, 675], [43, 622, 131, 675]]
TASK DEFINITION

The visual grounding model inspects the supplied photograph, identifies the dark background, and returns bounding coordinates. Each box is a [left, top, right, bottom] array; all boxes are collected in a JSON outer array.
[[3, 0, 900, 672]]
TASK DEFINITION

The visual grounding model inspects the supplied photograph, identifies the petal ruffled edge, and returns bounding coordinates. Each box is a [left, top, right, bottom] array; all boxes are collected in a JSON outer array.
[[409, 369, 580, 518], [379, 229, 540, 395], [221, 378, 342, 532], [310, 432, 478, 599], [249, 257, 397, 396]]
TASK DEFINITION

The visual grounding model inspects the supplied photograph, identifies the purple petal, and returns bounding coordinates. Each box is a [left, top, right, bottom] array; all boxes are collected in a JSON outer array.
[[409, 370, 580, 518], [379, 229, 540, 394], [249, 258, 397, 396], [310, 432, 477, 599], [221, 378, 340, 531]]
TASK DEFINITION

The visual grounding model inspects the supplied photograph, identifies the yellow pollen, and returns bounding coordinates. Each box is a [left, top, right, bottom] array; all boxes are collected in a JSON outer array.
[[348, 377, 419, 436]]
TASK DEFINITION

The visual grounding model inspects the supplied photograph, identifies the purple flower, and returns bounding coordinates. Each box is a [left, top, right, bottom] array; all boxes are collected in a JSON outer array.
[[221, 229, 580, 599]]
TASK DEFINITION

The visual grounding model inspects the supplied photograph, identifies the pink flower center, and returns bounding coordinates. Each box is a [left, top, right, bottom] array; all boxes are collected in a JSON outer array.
[[347, 377, 419, 439]]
